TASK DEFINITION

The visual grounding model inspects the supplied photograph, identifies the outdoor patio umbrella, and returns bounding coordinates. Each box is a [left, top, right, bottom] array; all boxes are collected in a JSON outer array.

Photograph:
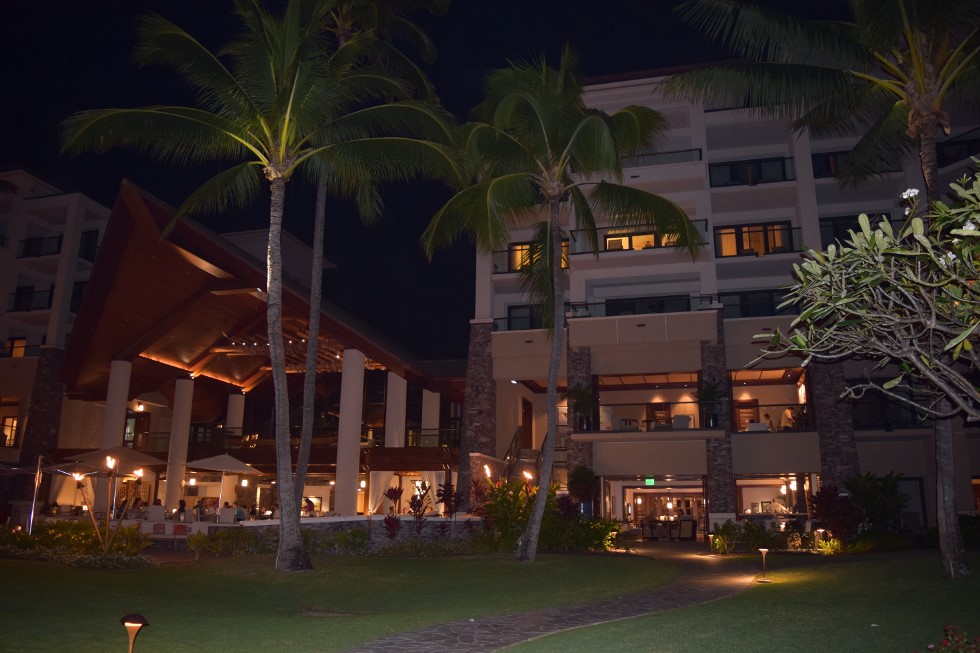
[[185, 453, 262, 508], [68, 446, 165, 473]]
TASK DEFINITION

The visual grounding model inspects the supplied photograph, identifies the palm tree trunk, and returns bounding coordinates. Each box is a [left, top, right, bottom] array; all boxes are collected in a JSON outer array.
[[267, 176, 313, 572], [919, 121, 970, 578], [516, 199, 565, 562], [295, 179, 327, 495], [934, 401, 971, 578], [918, 115, 940, 204]]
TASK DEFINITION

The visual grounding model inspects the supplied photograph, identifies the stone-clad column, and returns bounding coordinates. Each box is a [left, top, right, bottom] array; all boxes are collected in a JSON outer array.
[[703, 311, 736, 515], [335, 348, 365, 516], [810, 362, 860, 489], [17, 347, 66, 500], [458, 320, 496, 511], [565, 345, 594, 472]]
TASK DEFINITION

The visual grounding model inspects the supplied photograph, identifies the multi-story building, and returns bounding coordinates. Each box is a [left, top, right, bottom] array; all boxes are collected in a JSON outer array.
[[0, 170, 109, 468], [462, 71, 980, 535]]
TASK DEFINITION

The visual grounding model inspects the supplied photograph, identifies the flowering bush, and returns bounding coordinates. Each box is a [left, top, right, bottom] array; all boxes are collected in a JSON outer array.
[[915, 625, 980, 652]]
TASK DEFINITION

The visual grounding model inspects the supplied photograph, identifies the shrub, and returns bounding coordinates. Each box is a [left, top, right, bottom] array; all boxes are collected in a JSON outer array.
[[711, 519, 743, 554], [812, 485, 864, 544], [382, 515, 403, 540], [915, 625, 980, 652]]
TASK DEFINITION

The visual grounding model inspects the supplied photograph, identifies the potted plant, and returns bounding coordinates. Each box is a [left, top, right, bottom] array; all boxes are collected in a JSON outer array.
[[564, 385, 595, 431], [695, 380, 722, 428]]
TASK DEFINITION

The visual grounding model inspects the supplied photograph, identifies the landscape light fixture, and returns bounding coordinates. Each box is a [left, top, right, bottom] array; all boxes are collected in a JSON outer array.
[[758, 548, 772, 583], [707, 533, 714, 553], [120, 613, 149, 653]]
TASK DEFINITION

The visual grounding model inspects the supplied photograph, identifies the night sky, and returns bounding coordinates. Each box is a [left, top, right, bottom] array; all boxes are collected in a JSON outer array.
[[1, 0, 841, 360]]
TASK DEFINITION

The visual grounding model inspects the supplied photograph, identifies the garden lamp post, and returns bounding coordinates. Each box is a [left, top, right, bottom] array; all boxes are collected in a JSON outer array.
[[120, 613, 149, 653], [758, 548, 771, 583], [707, 533, 714, 554]]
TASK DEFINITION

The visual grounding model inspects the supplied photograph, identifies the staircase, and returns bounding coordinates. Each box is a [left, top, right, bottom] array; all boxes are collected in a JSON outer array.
[[503, 425, 570, 490]]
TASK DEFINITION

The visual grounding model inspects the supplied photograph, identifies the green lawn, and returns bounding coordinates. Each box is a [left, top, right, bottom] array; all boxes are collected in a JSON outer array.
[[5, 550, 977, 652], [0, 552, 678, 652], [507, 551, 980, 653]]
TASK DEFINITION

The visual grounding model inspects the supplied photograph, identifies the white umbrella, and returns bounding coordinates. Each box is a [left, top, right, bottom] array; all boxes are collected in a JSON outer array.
[[185, 453, 262, 508], [68, 446, 165, 472]]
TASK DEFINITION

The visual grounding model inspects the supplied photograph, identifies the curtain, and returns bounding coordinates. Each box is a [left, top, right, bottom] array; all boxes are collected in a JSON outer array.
[[420, 471, 443, 515], [368, 471, 394, 515]]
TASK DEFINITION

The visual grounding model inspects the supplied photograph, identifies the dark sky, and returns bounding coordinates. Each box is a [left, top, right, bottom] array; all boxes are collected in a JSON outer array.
[[1, 0, 841, 360]]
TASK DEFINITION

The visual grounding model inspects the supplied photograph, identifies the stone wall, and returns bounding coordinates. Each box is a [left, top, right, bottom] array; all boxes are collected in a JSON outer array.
[[702, 311, 736, 514], [238, 515, 481, 551], [457, 321, 496, 510], [809, 361, 860, 489]]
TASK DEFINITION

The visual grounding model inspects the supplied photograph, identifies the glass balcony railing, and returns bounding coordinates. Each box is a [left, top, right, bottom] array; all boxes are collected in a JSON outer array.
[[405, 428, 460, 448], [623, 147, 702, 169], [566, 401, 815, 433], [18, 235, 62, 258], [8, 289, 53, 312]]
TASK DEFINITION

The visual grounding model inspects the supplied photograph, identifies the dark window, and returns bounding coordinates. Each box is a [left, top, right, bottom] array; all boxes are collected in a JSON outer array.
[[709, 158, 794, 187], [79, 230, 99, 262], [811, 151, 848, 179], [714, 222, 796, 257], [819, 215, 867, 248], [70, 281, 86, 313], [507, 305, 543, 330]]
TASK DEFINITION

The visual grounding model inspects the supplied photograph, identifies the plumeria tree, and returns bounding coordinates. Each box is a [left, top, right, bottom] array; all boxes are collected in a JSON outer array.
[[759, 174, 980, 578]]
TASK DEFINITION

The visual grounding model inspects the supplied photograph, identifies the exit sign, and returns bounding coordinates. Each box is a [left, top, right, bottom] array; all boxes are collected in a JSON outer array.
[[645, 478, 655, 486]]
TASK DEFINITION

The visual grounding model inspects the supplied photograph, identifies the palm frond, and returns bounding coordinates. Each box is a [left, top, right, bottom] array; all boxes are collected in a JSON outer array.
[[60, 107, 256, 164], [170, 162, 264, 226], [421, 173, 539, 258], [837, 104, 915, 186], [608, 105, 670, 155]]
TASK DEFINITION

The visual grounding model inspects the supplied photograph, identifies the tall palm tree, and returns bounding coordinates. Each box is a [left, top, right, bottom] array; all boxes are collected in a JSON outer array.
[[663, 0, 980, 578], [294, 0, 453, 499], [662, 0, 980, 202], [423, 48, 702, 562], [62, 0, 458, 571]]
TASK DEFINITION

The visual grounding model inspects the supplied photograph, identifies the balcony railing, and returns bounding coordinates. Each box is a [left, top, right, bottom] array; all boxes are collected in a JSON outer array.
[[8, 289, 53, 312], [405, 428, 460, 448], [18, 235, 62, 258], [567, 295, 718, 320], [623, 147, 702, 169]]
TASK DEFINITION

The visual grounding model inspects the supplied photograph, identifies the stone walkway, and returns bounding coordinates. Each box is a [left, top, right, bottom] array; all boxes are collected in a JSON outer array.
[[344, 542, 758, 653]]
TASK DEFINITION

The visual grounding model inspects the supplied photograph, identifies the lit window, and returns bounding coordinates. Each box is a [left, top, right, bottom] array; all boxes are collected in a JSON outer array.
[[2, 416, 17, 447], [6, 338, 26, 358]]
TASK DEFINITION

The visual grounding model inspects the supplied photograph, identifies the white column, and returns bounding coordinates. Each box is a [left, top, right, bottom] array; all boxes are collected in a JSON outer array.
[[226, 392, 245, 437], [101, 360, 132, 448], [385, 372, 407, 448], [422, 389, 440, 444], [164, 378, 194, 510], [335, 348, 365, 515]]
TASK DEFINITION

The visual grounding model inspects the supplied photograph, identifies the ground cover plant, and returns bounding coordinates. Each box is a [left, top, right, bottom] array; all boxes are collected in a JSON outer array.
[[509, 551, 980, 653], [0, 552, 677, 652]]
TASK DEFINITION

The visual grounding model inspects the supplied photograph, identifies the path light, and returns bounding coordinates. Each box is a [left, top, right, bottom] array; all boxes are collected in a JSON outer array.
[[758, 548, 772, 583], [120, 613, 149, 653], [707, 533, 714, 554]]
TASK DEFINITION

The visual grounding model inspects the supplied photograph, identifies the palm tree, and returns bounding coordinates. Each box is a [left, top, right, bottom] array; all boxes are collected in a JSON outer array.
[[423, 48, 702, 562], [294, 0, 453, 499], [663, 0, 980, 578], [62, 0, 458, 571], [662, 0, 980, 202]]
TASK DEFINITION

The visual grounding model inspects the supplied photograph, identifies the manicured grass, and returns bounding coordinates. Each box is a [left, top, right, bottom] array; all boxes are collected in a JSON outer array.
[[507, 551, 980, 653], [0, 552, 678, 652]]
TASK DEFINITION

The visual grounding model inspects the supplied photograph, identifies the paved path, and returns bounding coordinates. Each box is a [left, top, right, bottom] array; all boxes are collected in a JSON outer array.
[[344, 542, 757, 653]]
